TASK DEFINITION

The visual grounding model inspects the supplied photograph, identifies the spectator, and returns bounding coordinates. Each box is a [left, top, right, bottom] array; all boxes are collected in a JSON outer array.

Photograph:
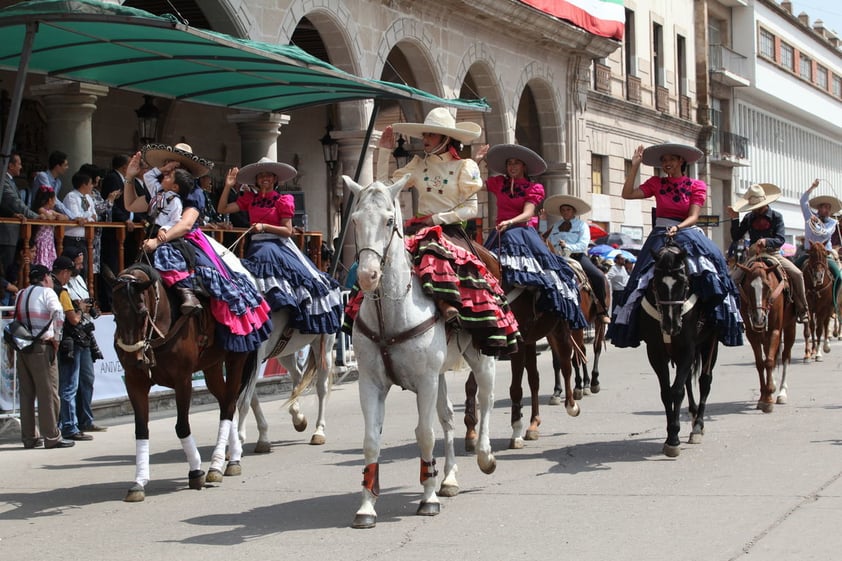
[[606, 254, 630, 315], [79, 163, 115, 279], [29, 186, 61, 268], [61, 171, 98, 270], [52, 255, 95, 442], [15, 264, 75, 449], [2, 152, 40, 299], [31, 150, 69, 203]]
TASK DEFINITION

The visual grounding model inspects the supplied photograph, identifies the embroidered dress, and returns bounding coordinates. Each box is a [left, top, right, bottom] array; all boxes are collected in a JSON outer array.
[[484, 175, 586, 329], [150, 185, 271, 352], [237, 190, 342, 334], [608, 175, 743, 348], [31, 225, 56, 268]]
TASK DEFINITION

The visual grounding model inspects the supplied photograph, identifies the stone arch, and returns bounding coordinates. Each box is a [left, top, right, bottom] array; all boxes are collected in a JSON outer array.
[[457, 44, 506, 147], [515, 63, 564, 164]]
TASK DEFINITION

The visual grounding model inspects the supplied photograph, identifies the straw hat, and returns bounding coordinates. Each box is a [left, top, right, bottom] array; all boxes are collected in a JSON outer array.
[[642, 143, 703, 167], [544, 194, 591, 216], [142, 142, 213, 177], [392, 108, 482, 145], [809, 195, 842, 215], [731, 183, 782, 213], [485, 144, 547, 176], [236, 157, 297, 185]]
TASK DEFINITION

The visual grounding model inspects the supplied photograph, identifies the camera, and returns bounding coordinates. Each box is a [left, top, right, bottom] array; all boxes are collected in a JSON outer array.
[[83, 298, 101, 319]]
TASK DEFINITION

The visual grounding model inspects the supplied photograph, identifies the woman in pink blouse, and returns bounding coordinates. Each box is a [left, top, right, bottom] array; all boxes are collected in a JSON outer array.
[[479, 144, 585, 329], [218, 158, 342, 335]]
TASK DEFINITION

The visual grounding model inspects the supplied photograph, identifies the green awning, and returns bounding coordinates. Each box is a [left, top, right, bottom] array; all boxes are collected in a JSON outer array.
[[0, 0, 490, 113]]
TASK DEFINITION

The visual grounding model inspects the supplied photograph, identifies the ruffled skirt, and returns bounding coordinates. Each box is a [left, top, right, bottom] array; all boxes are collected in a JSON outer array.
[[153, 230, 272, 352]]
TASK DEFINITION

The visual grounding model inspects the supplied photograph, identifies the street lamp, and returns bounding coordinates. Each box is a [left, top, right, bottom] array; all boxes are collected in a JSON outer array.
[[320, 124, 339, 174], [135, 95, 160, 145], [392, 134, 411, 168]]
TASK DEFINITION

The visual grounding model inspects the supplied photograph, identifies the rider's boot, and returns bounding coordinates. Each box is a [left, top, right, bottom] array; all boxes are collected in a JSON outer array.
[[176, 287, 203, 315], [796, 306, 809, 324], [436, 300, 461, 329]]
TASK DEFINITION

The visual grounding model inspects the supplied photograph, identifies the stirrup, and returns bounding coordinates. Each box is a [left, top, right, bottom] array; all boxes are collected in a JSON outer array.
[[437, 301, 461, 329], [177, 288, 203, 315]]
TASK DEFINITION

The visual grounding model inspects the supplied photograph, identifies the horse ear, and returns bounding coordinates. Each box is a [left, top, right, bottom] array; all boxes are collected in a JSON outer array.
[[342, 175, 362, 197], [102, 264, 117, 287], [389, 173, 411, 201]]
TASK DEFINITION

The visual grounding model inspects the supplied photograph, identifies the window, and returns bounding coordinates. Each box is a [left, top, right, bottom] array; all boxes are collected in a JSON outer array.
[[624, 9, 636, 75], [653, 22, 664, 87], [817, 64, 828, 89], [759, 28, 775, 58], [624, 159, 639, 188], [799, 55, 812, 81], [781, 42, 794, 70], [591, 154, 605, 195], [834, 75, 842, 98], [677, 34, 687, 95]]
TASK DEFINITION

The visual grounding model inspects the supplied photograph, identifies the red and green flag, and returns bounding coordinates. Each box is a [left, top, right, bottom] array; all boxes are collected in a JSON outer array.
[[520, 0, 625, 40]]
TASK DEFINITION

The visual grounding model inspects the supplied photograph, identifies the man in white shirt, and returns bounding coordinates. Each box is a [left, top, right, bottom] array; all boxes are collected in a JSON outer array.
[[62, 171, 98, 272], [606, 254, 630, 315]]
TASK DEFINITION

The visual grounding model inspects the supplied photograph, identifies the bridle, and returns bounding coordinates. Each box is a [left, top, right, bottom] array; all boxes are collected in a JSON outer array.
[[641, 243, 698, 343], [112, 269, 165, 361], [737, 259, 786, 332], [353, 194, 411, 301]]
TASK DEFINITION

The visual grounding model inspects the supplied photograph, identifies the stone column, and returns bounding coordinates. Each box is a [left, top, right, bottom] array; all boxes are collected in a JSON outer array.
[[30, 81, 109, 198], [542, 162, 573, 199], [227, 112, 289, 164]]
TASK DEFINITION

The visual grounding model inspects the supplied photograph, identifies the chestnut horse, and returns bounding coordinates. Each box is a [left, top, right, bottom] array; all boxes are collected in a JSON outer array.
[[109, 263, 255, 502], [639, 240, 719, 457], [736, 256, 796, 412], [801, 243, 835, 362]]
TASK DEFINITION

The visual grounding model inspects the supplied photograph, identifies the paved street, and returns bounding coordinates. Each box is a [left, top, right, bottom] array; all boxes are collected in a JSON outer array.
[[1, 333, 841, 561]]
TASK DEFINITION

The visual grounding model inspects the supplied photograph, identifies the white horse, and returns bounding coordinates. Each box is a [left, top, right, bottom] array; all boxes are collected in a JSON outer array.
[[344, 175, 497, 529], [206, 237, 336, 452]]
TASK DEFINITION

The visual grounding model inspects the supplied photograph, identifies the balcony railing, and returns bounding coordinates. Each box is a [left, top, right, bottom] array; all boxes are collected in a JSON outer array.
[[679, 95, 691, 120], [656, 85, 669, 113], [594, 62, 611, 93], [710, 129, 750, 166], [626, 75, 641, 103], [709, 44, 750, 87]]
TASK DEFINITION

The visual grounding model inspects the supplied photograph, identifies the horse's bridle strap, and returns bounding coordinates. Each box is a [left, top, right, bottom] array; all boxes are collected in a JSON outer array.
[[355, 313, 438, 389]]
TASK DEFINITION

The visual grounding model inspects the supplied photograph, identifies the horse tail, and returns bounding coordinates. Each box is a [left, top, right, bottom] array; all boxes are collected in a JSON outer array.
[[281, 334, 334, 408], [236, 350, 259, 415]]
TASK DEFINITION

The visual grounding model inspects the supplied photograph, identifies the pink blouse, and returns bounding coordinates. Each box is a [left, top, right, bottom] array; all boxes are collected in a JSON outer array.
[[486, 175, 544, 228], [236, 191, 295, 226], [640, 175, 707, 221]]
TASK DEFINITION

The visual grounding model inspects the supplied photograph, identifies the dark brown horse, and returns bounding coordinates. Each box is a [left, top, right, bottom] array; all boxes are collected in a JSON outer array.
[[736, 256, 796, 412], [108, 263, 256, 502], [639, 240, 719, 457], [801, 243, 835, 362]]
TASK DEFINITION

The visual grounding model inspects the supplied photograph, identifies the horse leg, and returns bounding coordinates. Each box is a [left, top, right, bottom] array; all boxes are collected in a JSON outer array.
[[281, 354, 308, 432], [309, 344, 332, 446], [689, 340, 717, 444], [572, 337, 585, 401], [524, 343, 542, 441], [646, 344, 683, 457], [549, 347, 563, 405], [803, 320, 813, 362], [590, 324, 603, 394], [124, 373, 152, 502], [469, 354, 497, 475], [352, 376, 388, 529], [509, 351, 526, 449], [821, 315, 831, 356], [249, 393, 271, 453], [169, 375, 205, 489], [436, 373, 460, 498], [236, 352, 271, 454], [464, 372, 478, 452], [554, 327, 581, 416], [204, 357, 244, 483], [415, 380, 441, 517], [758, 332, 780, 413], [777, 319, 796, 405]]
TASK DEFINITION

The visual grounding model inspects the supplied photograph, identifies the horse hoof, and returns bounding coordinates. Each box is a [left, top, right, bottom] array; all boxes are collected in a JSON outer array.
[[816, 355, 824, 362], [253, 441, 271, 454], [509, 438, 524, 450], [224, 461, 242, 477], [583, 387, 591, 396], [573, 388, 584, 400], [758, 401, 774, 413], [479, 456, 497, 475], [524, 429, 539, 441], [688, 432, 703, 445], [416, 501, 440, 516], [776, 394, 788, 405], [548, 394, 563, 406], [464, 437, 477, 453], [438, 483, 459, 497], [206, 468, 223, 484], [188, 469, 206, 490], [566, 402, 581, 417], [124, 484, 145, 502], [293, 418, 308, 433], [590, 383, 601, 394], [352, 514, 377, 529], [823, 344, 831, 354], [309, 434, 326, 445], [663, 444, 681, 457]]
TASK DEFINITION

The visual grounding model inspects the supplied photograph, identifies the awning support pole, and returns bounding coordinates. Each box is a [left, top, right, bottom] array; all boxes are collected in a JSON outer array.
[[0, 21, 37, 174]]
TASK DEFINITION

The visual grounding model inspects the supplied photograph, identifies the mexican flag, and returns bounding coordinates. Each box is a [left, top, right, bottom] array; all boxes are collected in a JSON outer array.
[[520, 0, 625, 40]]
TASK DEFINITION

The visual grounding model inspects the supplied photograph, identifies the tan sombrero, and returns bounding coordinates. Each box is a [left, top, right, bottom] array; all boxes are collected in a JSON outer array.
[[731, 183, 782, 213], [236, 157, 297, 185], [809, 195, 842, 215], [392, 107, 482, 145], [485, 144, 547, 176], [544, 194, 591, 216], [642, 142, 703, 167], [142, 142, 213, 177]]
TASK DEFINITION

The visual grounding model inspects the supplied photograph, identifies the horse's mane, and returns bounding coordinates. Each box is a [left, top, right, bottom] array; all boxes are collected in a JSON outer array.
[[123, 262, 161, 284]]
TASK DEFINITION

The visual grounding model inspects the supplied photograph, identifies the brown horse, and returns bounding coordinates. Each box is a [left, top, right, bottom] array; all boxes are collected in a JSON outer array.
[[108, 263, 255, 502], [736, 257, 796, 412], [801, 243, 835, 362]]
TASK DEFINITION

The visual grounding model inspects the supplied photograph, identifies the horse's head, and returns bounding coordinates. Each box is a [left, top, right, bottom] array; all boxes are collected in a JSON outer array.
[[805, 243, 829, 287], [344, 174, 411, 293], [649, 241, 692, 336], [111, 263, 167, 365], [736, 259, 783, 331]]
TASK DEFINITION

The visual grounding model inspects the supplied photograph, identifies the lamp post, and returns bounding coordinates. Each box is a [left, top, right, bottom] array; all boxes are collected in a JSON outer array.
[[320, 124, 339, 175], [392, 134, 411, 168], [135, 95, 159, 145]]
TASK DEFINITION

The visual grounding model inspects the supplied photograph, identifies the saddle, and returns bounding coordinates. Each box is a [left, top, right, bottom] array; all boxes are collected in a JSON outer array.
[[437, 224, 502, 282], [565, 257, 590, 293], [745, 253, 792, 302]]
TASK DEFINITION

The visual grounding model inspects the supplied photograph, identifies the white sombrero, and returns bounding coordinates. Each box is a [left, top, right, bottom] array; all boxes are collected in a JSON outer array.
[[642, 143, 703, 167], [142, 142, 213, 177], [485, 144, 547, 176], [809, 195, 842, 215], [236, 157, 297, 185], [544, 194, 591, 216], [731, 183, 782, 213], [392, 107, 482, 145]]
